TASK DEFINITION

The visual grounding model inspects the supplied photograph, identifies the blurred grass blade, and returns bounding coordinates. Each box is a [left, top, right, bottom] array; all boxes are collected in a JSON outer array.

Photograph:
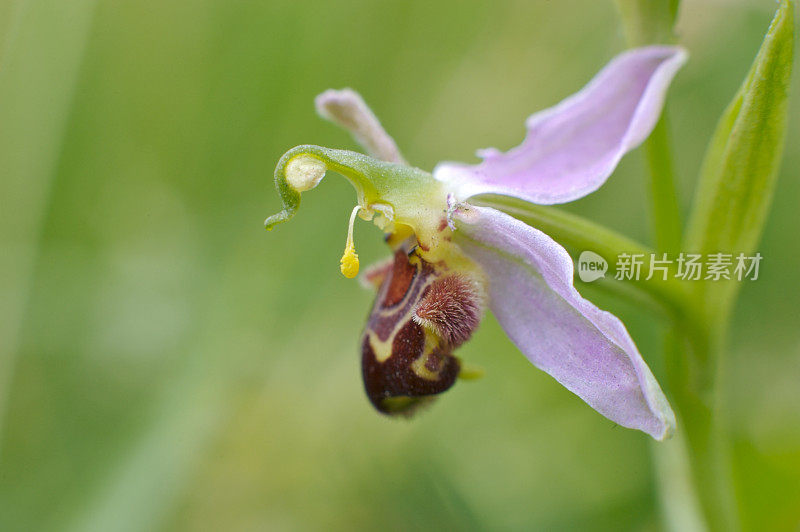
[[614, 0, 680, 45], [68, 374, 228, 532], [0, 0, 96, 446], [685, 0, 794, 264]]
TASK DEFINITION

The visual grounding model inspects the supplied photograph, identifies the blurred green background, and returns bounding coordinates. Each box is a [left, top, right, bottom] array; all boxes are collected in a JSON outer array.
[[1, 1, 798, 530]]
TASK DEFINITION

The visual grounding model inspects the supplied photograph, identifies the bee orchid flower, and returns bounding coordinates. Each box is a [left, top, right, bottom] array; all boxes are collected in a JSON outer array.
[[265, 46, 687, 440]]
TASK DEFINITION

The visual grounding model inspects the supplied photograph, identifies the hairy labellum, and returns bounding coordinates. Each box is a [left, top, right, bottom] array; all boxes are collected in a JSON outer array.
[[413, 275, 483, 347], [361, 249, 482, 416]]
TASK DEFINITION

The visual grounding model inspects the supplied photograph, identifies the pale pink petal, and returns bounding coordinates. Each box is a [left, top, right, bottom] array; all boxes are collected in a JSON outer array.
[[435, 46, 687, 204], [451, 203, 675, 439], [315, 88, 406, 164]]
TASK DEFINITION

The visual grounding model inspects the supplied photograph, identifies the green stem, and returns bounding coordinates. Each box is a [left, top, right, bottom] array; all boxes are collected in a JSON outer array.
[[650, 407, 706, 532], [642, 101, 739, 532], [645, 116, 683, 252], [665, 315, 739, 532], [614, 0, 680, 46], [636, 59, 735, 530]]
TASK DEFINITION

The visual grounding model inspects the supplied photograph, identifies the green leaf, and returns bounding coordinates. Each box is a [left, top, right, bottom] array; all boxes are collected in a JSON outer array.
[[685, 0, 794, 310]]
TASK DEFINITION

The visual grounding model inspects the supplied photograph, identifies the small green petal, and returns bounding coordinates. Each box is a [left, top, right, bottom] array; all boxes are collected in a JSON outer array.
[[265, 145, 451, 258]]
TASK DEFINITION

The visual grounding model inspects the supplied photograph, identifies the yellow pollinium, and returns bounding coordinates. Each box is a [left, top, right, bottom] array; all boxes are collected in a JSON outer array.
[[340, 205, 362, 279], [340, 243, 359, 279]]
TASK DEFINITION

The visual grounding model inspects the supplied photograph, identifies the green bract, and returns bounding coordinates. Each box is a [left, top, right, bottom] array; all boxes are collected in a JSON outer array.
[[685, 0, 793, 317]]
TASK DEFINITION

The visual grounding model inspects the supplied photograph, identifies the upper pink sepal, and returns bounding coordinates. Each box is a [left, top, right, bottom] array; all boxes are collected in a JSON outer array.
[[434, 46, 688, 205]]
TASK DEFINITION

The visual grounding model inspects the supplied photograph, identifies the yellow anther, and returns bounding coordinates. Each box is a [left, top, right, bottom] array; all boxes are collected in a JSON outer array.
[[340, 205, 362, 279], [340, 243, 359, 278]]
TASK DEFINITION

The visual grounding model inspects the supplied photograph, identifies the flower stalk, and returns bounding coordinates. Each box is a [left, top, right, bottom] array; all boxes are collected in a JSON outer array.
[[644, 116, 683, 254], [616, 1, 794, 530]]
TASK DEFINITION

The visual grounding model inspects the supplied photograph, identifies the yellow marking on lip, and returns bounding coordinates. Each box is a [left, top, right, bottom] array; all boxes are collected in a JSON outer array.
[[366, 330, 396, 363], [411, 330, 445, 381]]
